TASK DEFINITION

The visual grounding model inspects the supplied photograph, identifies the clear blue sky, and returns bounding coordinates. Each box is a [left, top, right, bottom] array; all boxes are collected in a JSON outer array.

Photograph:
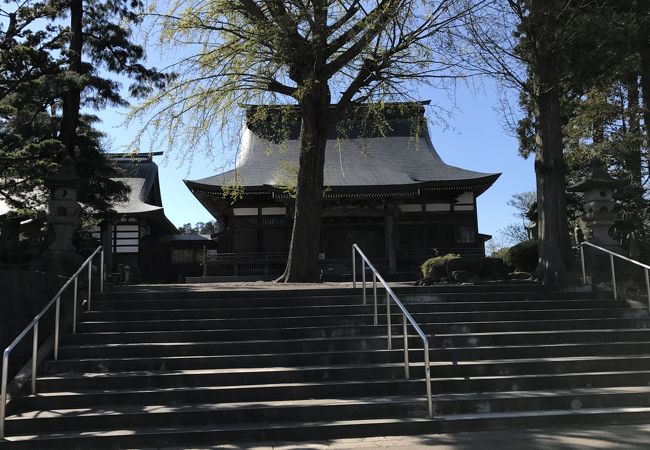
[[97, 79, 536, 241]]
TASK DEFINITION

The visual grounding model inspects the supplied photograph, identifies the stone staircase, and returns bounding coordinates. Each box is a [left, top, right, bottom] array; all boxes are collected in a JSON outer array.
[[3, 284, 650, 448]]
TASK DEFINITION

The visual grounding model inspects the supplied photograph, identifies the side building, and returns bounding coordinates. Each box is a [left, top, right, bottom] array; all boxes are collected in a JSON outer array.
[[96, 153, 216, 283], [185, 103, 499, 278]]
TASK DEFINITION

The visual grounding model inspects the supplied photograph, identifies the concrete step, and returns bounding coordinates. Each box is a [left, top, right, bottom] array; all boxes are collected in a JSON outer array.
[[63, 325, 388, 345], [85, 299, 626, 319], [37, 356, 650, 392], [433, 341, 650, 361], [33, 365, 650, 397], [45, 349, 415, 374], [58, 327, 650, 360], [75, 308, 647, 333], [420, 317, 650, 334], [430, 386, 650, 415], [45, 346, 650, 376], [56, 336, 650, 361], [10, 386, 650, 437], [93, 295, 363, 310], [434, 328, 650, 347], [9, 379, 426, 412], [57, 335, 397, 359], [76, 313, 376, 332], [5, 396, 426, 436], [60, 328, 650, 354], [92, 291, 603, 311], [82, 304, 375, 321], [98, 284, 555, 301], [66, 317, 650, 346], [37, 364, 411, 391], [5, 284, 650, 447], [5, 407, 650, 449]]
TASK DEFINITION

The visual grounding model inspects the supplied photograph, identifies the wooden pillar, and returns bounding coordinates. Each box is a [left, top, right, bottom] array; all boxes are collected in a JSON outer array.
[[101, 221, 114, 275], [385, 212, 397, 273], [472, 193, 482, 255]]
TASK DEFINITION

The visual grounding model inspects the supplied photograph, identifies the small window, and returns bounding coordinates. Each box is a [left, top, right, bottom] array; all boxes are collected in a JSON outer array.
[[455, 226, 475, 244]]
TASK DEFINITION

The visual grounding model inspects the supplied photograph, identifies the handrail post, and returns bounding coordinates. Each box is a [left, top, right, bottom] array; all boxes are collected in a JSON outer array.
[[87, 262, 92, 311], [72, 277, 78, 334], [352, 247, 356, 289], [423, 341, 433, 418], [31, 322, 38, 394], [54, 297, 61, 360], [373, 273, 378, 326], [580, 244, 586, 284], [100, 247, 104, 293], [386, 291, 392, 350], [362, 260, 366, 305], [403, 314, 409, 378], [1, 350, 8, 439], [610, 253, 617, 300]]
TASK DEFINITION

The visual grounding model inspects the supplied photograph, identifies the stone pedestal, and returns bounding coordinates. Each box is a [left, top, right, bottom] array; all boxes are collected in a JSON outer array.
[[568, 161, 621, 283], [41, 158, 83, 276]]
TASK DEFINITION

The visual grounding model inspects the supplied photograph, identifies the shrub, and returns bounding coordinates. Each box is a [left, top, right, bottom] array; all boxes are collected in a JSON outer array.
[[447, 257, 507, 278], [446, 257, 482, 275], [421, 253, 460, 278], [505, 240, 538, 272]]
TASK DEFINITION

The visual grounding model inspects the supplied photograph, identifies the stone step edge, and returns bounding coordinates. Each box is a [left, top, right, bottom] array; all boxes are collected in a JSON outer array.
[[87, 298, 620, 312], [31, 369, 650, 393], [5, 406, 650, 443], [41, 354, 650, 379], [11, 386, 650, 421], [65, 327, 650, 346], [77, 307, 647, 325], [7, 395, 426, 421], [56, 337, 650, 352]]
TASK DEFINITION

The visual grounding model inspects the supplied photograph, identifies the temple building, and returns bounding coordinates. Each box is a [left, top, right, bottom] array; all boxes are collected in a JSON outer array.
[[95, 153, 216, 283], [185, 103, 499, 277]]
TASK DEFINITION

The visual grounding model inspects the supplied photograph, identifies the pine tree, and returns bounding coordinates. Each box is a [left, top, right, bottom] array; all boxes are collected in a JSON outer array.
[[0, 1, 165, 220]]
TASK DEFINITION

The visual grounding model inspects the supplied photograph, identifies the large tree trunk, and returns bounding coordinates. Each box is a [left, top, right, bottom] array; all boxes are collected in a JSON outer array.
[[60, 0, 83, 154], [532, 84, 573, 285], [280, 84, 331, 282], [528, 0, 573, 285]]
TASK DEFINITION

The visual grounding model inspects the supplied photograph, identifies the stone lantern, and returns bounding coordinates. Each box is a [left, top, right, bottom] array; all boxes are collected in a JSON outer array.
[[41, 157, 83, 275], [568, 160, 619, 251]]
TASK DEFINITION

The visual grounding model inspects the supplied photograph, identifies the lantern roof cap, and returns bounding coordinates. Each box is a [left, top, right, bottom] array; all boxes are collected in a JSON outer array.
[[568, 160, 621, 192]]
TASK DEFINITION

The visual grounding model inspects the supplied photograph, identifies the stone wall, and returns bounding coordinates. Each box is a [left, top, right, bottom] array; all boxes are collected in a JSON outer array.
[[0, 270, 70, 379]]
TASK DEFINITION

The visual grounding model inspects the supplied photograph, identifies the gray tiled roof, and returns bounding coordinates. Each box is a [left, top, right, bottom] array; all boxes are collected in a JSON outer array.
[[112, 177, 163, 215], [108, 157, 178, 234], [189, 124, 498, 189]]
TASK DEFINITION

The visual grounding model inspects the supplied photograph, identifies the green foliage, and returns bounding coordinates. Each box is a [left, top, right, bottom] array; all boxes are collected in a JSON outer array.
[[446, 257, 507, 278], [420, 254, 460, 278], [0, 0, 164, 218], [490, 246, 510, 261], [178, 220, 221, 235], [421, 254, 507, 279], [505, 240, 539, 273], [130, 0, 479, 162]]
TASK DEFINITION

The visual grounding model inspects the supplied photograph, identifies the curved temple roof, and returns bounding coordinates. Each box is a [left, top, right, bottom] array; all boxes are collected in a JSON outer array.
[[186, 105, 500, 195], [109, 154, 178, 234]]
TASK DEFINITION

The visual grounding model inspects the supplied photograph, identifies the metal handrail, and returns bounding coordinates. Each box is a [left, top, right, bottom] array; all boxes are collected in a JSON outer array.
[[580, 241, 650, 306], [351, 244, 433, 418], [0, 246, 104, 439]]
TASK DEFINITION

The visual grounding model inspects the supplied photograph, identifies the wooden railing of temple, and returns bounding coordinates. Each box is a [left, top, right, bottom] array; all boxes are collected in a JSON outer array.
[[200, 247, 487, 279], [203, 252, 288, 277]]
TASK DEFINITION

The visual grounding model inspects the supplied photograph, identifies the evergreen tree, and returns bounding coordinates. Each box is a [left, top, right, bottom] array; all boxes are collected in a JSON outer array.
[[468, 0, 617, 284], [0, 1, 165, 220]]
